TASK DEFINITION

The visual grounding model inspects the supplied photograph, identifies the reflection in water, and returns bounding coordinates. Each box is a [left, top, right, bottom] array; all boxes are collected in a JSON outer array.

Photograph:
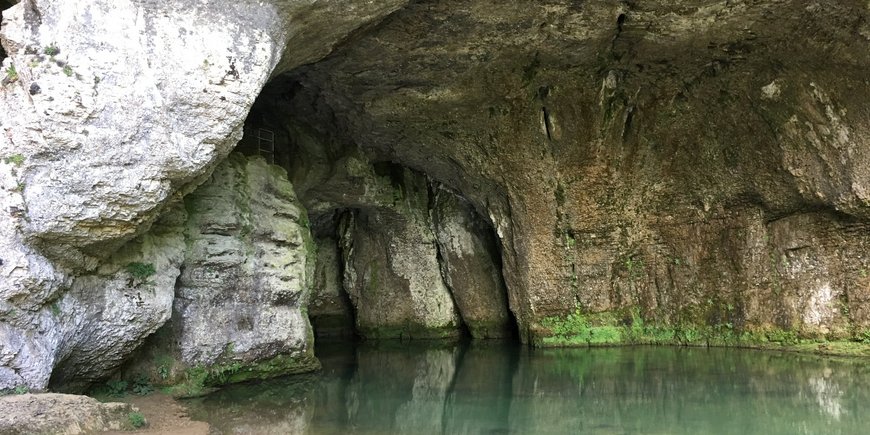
[[186, 342, 870, 434]]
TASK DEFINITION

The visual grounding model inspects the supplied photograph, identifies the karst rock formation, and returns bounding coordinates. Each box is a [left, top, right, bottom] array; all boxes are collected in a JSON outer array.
[[1, 0, 869, 392]]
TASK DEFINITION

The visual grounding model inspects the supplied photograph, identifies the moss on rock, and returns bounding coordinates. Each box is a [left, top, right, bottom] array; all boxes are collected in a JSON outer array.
[[534, 307, 870, 358]]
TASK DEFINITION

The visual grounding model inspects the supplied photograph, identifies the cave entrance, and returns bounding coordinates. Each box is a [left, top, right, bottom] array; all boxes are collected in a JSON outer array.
[[301, 206, 518, 343], [235, 76, 520, 344]]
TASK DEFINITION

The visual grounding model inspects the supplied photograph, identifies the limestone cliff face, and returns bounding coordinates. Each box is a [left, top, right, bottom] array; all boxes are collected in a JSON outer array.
[[1, 0, 403, 391], [1, 202, 186, 392], [171, 154, 316, 373], [0, 0, 405, 269], [340, 200, 463, 340], [2, 0, 870, 392]]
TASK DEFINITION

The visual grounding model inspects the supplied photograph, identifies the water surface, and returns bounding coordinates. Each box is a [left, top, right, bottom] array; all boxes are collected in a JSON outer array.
[[186, 341, 870, 434]]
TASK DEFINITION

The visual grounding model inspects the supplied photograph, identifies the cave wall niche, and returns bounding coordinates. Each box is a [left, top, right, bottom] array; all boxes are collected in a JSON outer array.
[[0, 0, 16, 62]]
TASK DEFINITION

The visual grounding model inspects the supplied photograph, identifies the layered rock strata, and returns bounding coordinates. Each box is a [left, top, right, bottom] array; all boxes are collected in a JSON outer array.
[[279, 0, 870, 345]]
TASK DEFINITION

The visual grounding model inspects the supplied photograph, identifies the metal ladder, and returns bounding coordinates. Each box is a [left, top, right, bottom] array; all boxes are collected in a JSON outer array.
[[257, 128, 275, 164]]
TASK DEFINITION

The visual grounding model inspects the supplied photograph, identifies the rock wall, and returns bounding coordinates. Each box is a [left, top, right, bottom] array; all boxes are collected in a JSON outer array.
[[335, 166, 462, 339], [308, 235, 355, 339], [340, 205, 463, 340], [48, 206, 187, 392], [0, 0, 404, 391], [241, 91, 517, 341], [432, 188, 514, 339], [0, 0, 405, 269], [121, 154, 319, 396], [173, 154, 316, 372], [1, 201, 186, 392], [3, 0, 870, 393], [280, 0, 870, 345]]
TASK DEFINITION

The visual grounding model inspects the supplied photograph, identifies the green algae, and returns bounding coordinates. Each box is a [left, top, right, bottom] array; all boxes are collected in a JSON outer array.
[[535, 307, 870, 358], [163, 353, 321, 398]]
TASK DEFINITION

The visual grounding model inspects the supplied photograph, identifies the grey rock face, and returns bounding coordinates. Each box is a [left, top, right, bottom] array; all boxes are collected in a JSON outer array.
[[49, 206, 187, 392], [1, 0, 285, 269], [0, 393, 139, 434], [242, 96, 516, 341], [309, 235, 356, 339], [171, 153, 316, 369], [1, 204, 186, 392], [1, 154, 319, 392], [432, 189, 514, 339], [280, 0, 870, 342], [0, 0, 406, 269], [339, 170, 462, 339]]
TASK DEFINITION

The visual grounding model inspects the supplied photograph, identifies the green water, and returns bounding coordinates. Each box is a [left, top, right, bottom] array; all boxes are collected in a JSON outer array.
[[185, 342, 870, 434]]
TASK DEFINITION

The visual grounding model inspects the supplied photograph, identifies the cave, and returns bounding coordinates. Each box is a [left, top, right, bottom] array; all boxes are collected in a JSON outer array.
[[2, 2, 870, 428], [232, 76, 520, 342]]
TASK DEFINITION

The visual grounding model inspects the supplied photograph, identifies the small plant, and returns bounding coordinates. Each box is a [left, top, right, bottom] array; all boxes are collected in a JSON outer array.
[[562, 232, 576, 249], [131, 374, 154, 396], [49, 302, 61, 316], [157, 364, 170, 380], [62, 65, 73, 77], [126, 262, 156, 280], [128, 412, 146, 429], [13, 385, 29, 395], [766, 329, 799, 345], [4, 65, 18, 83], [43, 45, 60, 56], [208, 362, 243, 385], [105, 379, 128, 397]]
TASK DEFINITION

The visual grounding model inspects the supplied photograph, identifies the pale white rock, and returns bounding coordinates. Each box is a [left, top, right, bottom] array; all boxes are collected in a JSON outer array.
[[1, 0, 407, 268], [0, 203, 186, 392], [170, 154, 316, 370], [761, 80, 782, 100], [0, 0, 405, 391]]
